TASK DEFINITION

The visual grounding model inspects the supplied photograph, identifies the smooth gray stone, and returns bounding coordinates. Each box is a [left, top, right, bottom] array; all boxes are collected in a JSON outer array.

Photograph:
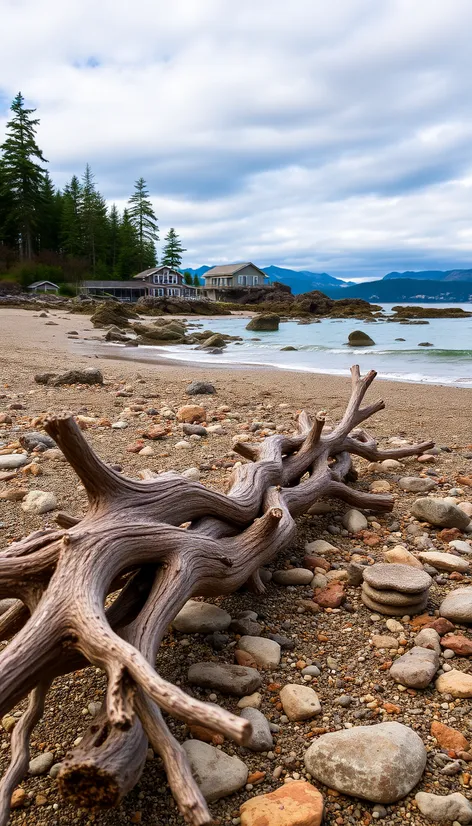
[[304, 722, 427, 804], [440, 588, 472, 624], [187, 662, 261, 696], [411, 498, 471, 530], [363, 563, 432, 594], [415, 791, 472, 823], [390, 647, 439, 689], [240, 708, 273, 751], [182, 740, 248, 801]]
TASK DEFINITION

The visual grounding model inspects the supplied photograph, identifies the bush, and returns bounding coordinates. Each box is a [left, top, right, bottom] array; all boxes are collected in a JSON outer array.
[[58, 283, 77, 297], [8, 263, 64, 288]]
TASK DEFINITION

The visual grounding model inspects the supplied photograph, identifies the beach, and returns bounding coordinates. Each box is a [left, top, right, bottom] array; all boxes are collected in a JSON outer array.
[[1, 306, 472, 826]]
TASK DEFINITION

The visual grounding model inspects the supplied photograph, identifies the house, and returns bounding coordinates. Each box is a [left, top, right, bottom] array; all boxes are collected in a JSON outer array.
[[200, 263, 269, 301], [80, 267, 198, 302], [132, 266, 198, 298], [27, 280, 59, 294], [80, 280, 150, 301]]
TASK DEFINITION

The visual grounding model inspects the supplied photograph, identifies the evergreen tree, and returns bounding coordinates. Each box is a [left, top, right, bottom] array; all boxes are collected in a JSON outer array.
[[0, 159, 17, 248], [0, 92, 48, 259], [108, 203, 121, 275], [161, 227, 186, 269], [183, 270, 193, 285], [37, 172, 62, 252], [61, 175, 83, 258], [80, 164, 108, 274], [193, 274, 200, 287], [127, 177, 158, 272], [117, 208, 141, 279]]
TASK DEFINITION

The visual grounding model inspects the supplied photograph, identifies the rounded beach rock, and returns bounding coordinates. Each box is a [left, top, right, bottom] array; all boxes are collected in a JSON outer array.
[[418, 551, 469, 573], [435, 669, 472, 698], [415, 791, 472, 824], [304, 722, 427, 803], [440, 588, 472, 623], [236, 636, 281, 670], [272, 568, 314, 586], [411, 497, 471, 530], [361, 589, 428, 617], [362, 581, 428, 607], [182, 740, 248, 801], [172, 600, 232, 633], [389, 646, 439, 689], [240, 780, 324, 826], [279, 684, 321, 721], [187, 663, 261, 696], [363, 563, 432, 594]]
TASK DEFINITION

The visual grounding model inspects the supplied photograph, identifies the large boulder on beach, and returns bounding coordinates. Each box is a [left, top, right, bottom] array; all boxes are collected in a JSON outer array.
[[52, 368, 103, 386], [411, 498, 471, 529], [347, 330, 375, 346], [246, 314, 280, 331], [90, 301, 136, 328]]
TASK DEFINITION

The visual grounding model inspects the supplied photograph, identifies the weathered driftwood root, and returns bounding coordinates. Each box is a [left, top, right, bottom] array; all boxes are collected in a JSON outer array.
[[0, 366, 433, 825]]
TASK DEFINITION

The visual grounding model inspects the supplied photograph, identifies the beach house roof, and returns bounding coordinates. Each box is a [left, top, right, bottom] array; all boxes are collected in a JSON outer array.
[[204, 263, 269, 278], [28, 280, 59, 290], [132, 266, 182, 280]]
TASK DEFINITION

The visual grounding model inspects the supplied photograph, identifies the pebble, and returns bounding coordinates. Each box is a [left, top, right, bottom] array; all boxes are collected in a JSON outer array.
[[240, 708, 273, 751], [29, 752, 55, 776], [21, 490, 57, 514], [0, 454, 28, 469], [182, 740, 248, 801], [436, 669, 472, 697], [342, 509, 368, 533], [304, 722, 427, 803], [180, 467, 200, 481], [172, 600, 232, 633], [237, 693, 262, 709], [383, 545, 424, 569], [237, 636, 281, 670], [414, 627, 441, 654], [415, 791, 472, 823], [279, 684, 322, 721], [239, 780, 324, 826], [411, 498, 471, 530], [440, 588, 472, 623], [188, 663, 262, 696], [272, 568, 314, 585], [418, 551, 469, 573], [398, 477, 437, 492], [389, 646, 439, 688]]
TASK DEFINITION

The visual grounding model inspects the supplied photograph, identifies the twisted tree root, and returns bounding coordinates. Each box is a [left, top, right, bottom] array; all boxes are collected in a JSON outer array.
[[0, 366, 433, 825]]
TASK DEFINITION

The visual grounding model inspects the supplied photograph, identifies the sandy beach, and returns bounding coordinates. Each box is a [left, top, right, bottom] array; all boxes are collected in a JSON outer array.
[[1, 306, 472, 826]]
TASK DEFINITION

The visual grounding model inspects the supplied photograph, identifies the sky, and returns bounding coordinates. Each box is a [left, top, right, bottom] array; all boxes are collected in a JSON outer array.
[[1, 0, 472, 280]]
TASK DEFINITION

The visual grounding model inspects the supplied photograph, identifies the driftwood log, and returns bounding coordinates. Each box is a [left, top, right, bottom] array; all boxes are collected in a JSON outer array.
[[0, 366, 433, 825]]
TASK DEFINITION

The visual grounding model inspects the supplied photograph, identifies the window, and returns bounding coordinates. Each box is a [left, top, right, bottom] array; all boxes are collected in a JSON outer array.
[[158, 288, 164, 296]]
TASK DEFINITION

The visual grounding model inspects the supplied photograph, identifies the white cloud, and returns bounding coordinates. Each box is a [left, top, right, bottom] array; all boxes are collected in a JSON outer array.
[[1, 0, 472, 275]]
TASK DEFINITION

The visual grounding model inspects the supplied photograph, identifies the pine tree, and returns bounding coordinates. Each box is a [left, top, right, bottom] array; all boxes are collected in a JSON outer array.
[[80, 164, 108, 275], [0, 92, 48, 259], [127, 177, 158, 272], [193, 274, 200, 287], [117, 208, 141, 279], [161, 227, 186, 269], [183, 271, 193, 285], [37, 172, 62, 252], [108, 204, 121, 275], [61, 175, 83, 258]]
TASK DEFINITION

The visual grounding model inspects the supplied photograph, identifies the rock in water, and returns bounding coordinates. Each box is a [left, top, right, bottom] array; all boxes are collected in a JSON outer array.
[[172, 600, 231, 633], [347, 330, 375, 346], [411, 498, 471, 530], [187, 663, 261, 696], [415, 791, 472, 823], [246, 314, 280, 331], [182, 740, 248, 802], [440, 588, 472, 623], [240, 780, 324, 826], [304, 722, 426, 803], [186, 381, 216, 395], [389, 646, 439, 688]]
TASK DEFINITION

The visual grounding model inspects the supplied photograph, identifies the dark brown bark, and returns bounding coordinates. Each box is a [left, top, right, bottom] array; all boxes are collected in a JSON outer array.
[[0, 366, 433, 825]]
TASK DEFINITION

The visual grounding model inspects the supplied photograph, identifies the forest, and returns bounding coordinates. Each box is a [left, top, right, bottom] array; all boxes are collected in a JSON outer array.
[[0, 93, 193, 292]]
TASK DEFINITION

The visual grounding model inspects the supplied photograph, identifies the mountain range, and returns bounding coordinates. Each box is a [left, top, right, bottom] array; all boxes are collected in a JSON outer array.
[[182, 264, 472, 301]]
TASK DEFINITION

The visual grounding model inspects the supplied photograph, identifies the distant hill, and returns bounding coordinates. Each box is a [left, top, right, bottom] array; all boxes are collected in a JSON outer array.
[[262, 265, 351, 293], [383, 269, 472, 283], [182, 264, 350, 293], [324, 278, 472, 303]]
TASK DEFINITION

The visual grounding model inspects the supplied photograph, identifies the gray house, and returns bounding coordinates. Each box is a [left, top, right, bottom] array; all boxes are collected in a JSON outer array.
[[201, 263, 269, 300], [80, 266, 198, 302], [27, 280, 59, 294]]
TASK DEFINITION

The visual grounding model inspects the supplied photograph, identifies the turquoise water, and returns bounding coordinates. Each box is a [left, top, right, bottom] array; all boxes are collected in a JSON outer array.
[[148, 302, 472, 387]]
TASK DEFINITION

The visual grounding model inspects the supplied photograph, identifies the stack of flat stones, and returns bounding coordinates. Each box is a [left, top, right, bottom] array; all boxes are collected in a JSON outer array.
[[361, 563, 432, 616]]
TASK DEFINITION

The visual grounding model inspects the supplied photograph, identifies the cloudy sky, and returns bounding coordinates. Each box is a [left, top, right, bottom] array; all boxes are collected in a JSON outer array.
[[2, 0, 472, 279]]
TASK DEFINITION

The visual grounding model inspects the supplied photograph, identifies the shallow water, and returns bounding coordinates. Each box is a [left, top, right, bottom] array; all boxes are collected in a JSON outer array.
[[81, 302, 472, 387]]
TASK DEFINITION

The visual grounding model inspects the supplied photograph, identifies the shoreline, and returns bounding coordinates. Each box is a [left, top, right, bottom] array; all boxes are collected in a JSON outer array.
[[1, 307, 472, 445]]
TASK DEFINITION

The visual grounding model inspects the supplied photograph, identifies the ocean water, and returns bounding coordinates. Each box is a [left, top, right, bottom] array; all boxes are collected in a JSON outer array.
[[144, 302, 472, 387]]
